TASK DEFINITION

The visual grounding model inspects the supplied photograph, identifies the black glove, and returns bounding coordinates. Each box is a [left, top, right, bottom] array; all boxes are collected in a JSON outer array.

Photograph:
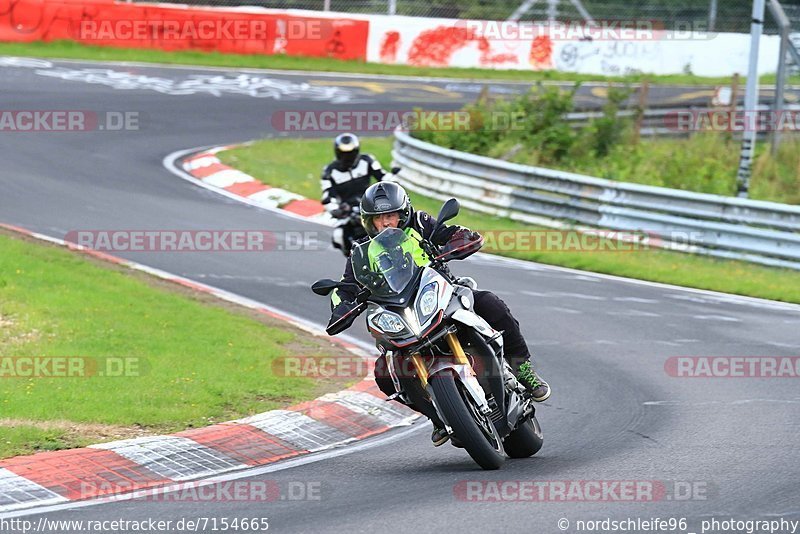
[[329, 202, 350, 219], [440, 229, 483, 260], [448, 228, 481, 245], [431, 225, 459, 246], [329, 299, 353, 318], [326, 300, 362, 335]]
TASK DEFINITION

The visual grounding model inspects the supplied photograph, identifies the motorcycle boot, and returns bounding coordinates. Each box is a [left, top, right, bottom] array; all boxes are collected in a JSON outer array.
[[516, 361, 551, 402], [431, 425, 449, 447]]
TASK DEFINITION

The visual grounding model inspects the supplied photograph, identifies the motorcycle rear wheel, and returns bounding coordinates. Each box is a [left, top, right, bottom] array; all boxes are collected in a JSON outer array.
[[430, 371, 505, 470], [503, 415, 543, 458]]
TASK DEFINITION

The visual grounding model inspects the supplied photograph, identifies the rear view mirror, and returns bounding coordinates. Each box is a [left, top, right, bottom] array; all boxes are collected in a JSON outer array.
[[311, 279, 340, 296], [436, 198, 460, 225]]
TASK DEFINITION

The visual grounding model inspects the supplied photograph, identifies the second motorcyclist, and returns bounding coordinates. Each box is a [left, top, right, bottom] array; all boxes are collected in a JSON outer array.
[[321, 133, 387, 256], [329, 182, 551, 446]]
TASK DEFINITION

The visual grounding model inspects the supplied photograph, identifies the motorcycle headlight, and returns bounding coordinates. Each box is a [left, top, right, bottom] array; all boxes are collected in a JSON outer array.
[[417, 282, 438, 319], [373, 312, 406, 334]]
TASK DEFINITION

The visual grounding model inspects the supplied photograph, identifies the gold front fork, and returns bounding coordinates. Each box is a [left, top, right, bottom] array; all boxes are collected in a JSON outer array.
[[444, 332, 469, 365], [410, 353, 428, 387], [411, 332, 472, 388]]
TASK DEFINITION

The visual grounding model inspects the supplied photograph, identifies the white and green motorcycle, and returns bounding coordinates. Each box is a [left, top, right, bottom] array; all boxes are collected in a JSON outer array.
[[312, 199, 543, 470]]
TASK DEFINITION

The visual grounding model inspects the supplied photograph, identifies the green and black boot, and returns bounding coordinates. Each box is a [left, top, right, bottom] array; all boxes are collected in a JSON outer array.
[[516, 361, 551, 402]]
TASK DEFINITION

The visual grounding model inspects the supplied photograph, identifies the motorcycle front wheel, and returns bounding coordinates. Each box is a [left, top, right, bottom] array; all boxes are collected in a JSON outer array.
[[430, 370, 505, 470]]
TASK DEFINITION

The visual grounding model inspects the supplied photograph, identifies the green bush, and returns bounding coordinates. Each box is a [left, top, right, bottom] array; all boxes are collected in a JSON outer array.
[[416, 83, 588, 166]]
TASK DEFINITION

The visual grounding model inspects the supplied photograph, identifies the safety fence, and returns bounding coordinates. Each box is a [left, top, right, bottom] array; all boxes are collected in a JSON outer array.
[[0, 0, 787, 76]]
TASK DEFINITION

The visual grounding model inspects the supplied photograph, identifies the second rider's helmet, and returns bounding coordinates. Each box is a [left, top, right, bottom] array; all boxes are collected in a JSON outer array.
[[334, 133, 360, 170]]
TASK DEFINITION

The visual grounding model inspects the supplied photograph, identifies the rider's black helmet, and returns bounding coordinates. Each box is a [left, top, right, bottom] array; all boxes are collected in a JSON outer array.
[[334, 133, 360, 170], [360, 182, 411, 237]]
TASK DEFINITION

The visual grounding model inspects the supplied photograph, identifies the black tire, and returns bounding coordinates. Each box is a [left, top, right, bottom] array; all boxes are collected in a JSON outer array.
[[503, 416, 544, 458], [429, 371, 505, 470]]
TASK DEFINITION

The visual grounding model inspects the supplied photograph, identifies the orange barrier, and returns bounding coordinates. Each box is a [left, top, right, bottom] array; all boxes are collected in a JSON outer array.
[[0, 0, 369, 60]]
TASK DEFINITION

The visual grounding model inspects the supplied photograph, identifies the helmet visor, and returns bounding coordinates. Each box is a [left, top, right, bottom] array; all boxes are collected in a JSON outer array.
[[335, 139, 359, 169]]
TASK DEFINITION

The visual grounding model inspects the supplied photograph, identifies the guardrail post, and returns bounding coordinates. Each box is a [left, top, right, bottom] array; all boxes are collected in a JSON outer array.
[[730, 73, 740, 116], [633, 80, 650, 145], [768, 0, 791, 155], [736, 0, 767, 198]]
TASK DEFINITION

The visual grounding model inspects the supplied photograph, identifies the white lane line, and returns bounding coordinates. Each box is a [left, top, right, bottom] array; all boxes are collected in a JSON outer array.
[[613, 297, 660, 304], [569, 275, 602, 283], [522, 290, 607, 301], [547, 307, 583, 314], [607, 310, 662, 317], [0, 423, 425, 519], [692, 315, 742, 322], [645, 399, 800, 406]]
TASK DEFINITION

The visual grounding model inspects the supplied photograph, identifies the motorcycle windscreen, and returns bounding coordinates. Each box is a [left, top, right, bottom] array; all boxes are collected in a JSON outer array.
[[351, 228, 419, 297]]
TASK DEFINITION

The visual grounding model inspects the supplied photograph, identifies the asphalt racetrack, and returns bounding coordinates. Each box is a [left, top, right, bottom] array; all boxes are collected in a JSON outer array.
[[1, 57, 799, 534]]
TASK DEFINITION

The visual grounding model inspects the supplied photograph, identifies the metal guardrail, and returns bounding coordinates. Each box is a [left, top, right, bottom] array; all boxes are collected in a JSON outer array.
[[392, 128, 800, 270], [565, 107, 683, 138], [563, 103, 800, 138]]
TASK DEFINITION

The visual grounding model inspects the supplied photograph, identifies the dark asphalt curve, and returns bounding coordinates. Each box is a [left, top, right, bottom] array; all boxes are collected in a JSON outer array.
[[1, 58, 799, 534]]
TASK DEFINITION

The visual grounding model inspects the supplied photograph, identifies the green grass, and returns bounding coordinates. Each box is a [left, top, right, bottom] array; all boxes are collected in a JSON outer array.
[[2, 40, 798, 86], [0, 426, 70, 458], [0, 230, 355, 458], [219, 136, 800, 304]]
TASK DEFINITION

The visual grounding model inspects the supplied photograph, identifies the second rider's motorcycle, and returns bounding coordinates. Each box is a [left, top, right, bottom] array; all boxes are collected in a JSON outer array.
[[332, 202, 367, 257], [312, 198, 543, 470], [329, 167, 401, 257]]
